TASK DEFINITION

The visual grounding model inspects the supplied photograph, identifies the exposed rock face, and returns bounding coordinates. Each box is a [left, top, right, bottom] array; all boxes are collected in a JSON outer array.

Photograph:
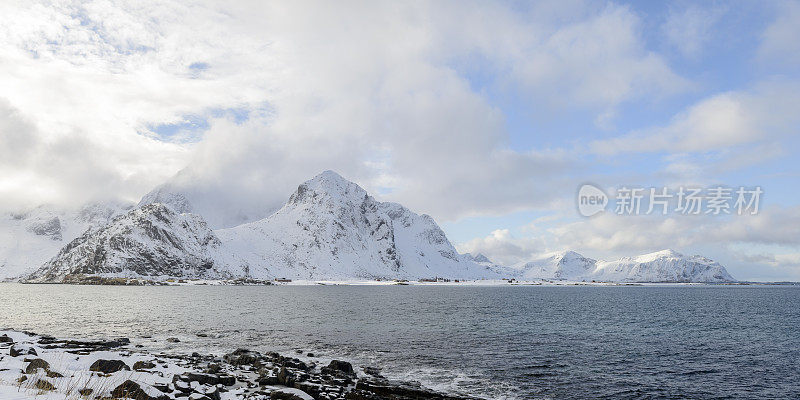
[[24, 203, 248, 283], [218, 171, 496, 280], [25, 216, 62, 240]]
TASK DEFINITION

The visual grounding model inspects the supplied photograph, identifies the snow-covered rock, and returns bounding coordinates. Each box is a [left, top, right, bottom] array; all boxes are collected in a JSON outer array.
[[0, 201, 132, 280], [24, 203, 248, 283], [505, 249, 735, 282], [217, 171, 497, 280]]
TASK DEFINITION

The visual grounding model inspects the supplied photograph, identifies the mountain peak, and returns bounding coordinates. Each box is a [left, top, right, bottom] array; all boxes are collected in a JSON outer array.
[[138, 184, 193, 214], [557, 250, 586, 260], [306, 170, 358, 189], [467, 253, 493, 264], [637, 249, 683, 262], [288, 170, 368, 206]]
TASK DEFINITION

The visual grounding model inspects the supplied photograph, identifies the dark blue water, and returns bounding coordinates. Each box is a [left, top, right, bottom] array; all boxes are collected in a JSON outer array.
[[1, 284, 798, 399]]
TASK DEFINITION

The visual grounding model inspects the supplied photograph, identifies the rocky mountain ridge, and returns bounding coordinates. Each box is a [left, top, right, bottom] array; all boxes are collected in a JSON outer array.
[[25, 203, 248, 283]]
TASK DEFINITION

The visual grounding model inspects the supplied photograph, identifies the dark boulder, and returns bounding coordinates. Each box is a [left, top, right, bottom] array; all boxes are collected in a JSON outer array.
[[258, 375, 279, 386], [89, 359, 130, 373], [283, 358, 309, 371], [152, 383, 171, 393], [322, 360, 355, 377], [206, 363, 221, 374], [202, 386, 222, 400], [0, 334, 13, 343], [174, 380, 192, 393], [279, 366, 300, 386], [218, 374, 236, 386], [133, 360, 156, 370], [362, 366, 382, 377], [187, 372, 219, 385], [25, 358, 50, 374], [351, 378, 468, 399], [271, 388, 313, 400], [224, 348, 259, 366], [111, 380, 169, 400]]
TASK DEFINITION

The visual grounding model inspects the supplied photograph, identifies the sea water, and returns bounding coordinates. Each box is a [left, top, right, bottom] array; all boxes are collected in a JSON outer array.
[[1, 284, 798, 399]]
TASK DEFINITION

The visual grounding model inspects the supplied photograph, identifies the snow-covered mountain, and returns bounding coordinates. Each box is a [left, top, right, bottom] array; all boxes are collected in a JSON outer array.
[[19, 171, 735, 283], [24, 203, 248, 283], [217, 171, 497, 280], [503, 249, 735, 282], [591, 249, 735, 282], [26, 171, 496, 282], [506, 251, 597, 280], [0, 201, 132, 280]]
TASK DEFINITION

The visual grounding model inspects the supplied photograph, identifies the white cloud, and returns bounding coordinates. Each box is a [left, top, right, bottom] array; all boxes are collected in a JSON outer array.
[[0, 0, 687, 220], [457, 207, 800, 280], [662, 5, 724, 58], [758, 0, 800, 68], [547, 206, 800, 254], [456, 229, 544, 265], [591, 81, 800, 156], [0, 99, 187, 209]]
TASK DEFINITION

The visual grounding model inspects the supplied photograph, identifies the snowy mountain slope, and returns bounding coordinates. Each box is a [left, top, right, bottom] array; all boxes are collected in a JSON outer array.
[[505, 249, 735, 282], [506, 251, 597, 280], [463, 252, 512, 276], [25, 203, 248, 283], [591, 249, 735, 282], [217, 171, 498, 280], [0, 201, 132, 280]]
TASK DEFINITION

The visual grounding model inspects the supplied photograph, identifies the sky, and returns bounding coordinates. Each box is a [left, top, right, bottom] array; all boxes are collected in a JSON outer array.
[[0, 0, 798, 281]]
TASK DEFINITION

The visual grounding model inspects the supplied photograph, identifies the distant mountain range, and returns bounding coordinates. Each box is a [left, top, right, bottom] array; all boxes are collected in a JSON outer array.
[[495, 249, 734, 282], [2, 171, 736, 283]]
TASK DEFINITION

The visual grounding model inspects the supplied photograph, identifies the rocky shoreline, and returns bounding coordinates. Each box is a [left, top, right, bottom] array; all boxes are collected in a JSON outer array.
[[0, 330, 474, 400]]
